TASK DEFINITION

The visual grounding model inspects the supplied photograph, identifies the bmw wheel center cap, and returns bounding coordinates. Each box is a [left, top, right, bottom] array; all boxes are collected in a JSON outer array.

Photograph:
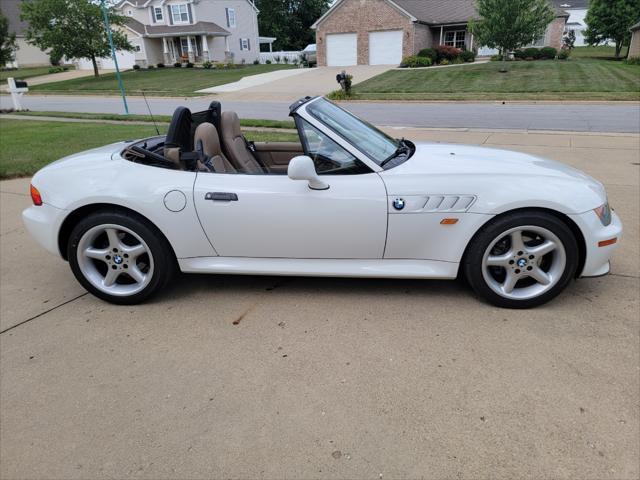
[[393, 198, 405, 211]]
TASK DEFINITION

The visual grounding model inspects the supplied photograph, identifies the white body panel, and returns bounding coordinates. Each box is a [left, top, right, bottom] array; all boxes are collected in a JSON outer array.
[[369, 30, 403, 65], [22, 97, 622, 285], [326, 33, 358, 66]]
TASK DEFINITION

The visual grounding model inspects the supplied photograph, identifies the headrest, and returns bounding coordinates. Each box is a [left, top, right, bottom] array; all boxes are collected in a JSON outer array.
[[194, 123, 222, 157], [221, 111, 242, 138]]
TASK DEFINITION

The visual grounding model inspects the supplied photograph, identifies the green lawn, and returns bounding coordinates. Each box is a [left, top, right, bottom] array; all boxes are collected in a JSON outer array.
[[571, 45, 629, 59], [351, 55, 640, 101], [0, 119, 298, 178], [30, 64, 297, 96], [0, 65, 75, 82]]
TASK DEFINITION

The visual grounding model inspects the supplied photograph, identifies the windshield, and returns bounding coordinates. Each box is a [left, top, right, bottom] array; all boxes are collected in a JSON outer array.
[[306, 98, 398, 164]]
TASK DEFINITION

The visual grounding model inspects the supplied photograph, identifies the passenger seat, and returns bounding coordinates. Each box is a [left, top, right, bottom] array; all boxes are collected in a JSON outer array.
[[220, 111, 265, 174], [193, 123, 237, 174]]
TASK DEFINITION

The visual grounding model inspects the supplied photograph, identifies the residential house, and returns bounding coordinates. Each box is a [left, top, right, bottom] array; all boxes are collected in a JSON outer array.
[[2, 0, 50, 67], [311, 0, 569, 66], [115, 0, 260, 67], [629, 22, 640, 58], [553, 0, 589, 46]]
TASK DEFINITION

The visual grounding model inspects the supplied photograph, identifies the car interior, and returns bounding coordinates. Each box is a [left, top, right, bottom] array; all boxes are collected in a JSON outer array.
[[123, 101, 304, 175]]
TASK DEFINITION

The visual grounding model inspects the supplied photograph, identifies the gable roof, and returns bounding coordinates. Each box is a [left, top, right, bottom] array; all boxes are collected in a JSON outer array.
[[125, 17, 230, 37], [116, 0, 258, 12], [1, 0, 28, 36], [314, 0, 569, 28], [631, 21, 640, 32]]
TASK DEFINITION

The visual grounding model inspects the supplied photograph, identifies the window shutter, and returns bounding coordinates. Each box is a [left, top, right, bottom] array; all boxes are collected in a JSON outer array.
[[239, 38, 243, 50], [247, 39, 251, 50], [187, 4, 193, 23], [168, 6, 173, 25], [226, 8, 230, 27], [151, 7, 155, 23]]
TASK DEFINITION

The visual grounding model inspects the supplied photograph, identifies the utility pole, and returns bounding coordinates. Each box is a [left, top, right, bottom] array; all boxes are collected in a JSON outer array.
[[100, 0, 129, 114]]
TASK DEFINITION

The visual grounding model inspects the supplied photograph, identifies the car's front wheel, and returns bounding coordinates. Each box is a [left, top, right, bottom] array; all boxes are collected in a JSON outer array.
[[463, 211, 579, 308], [68, 211, 175, 305]]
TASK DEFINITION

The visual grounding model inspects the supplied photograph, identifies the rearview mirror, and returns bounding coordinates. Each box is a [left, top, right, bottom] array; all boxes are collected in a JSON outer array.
[[288, 156, 329, 190]]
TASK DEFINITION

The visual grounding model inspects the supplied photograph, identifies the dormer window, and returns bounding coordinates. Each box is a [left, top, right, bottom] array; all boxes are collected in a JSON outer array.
[[225, 8, 236, 28], [171, 4, 189, 24], [153, 6, 163, 22]]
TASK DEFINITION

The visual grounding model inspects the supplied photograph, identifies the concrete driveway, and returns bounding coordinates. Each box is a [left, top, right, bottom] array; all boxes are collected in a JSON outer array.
[[0, 128, 638, 479]]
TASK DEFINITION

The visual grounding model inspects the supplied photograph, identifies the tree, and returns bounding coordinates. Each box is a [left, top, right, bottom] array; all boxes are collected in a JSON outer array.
[[0, 8, 17, 67], [255, 0, 330, 51], [470, 0, 555, 70], [584, 0, 640, 58], [21, 0, 132, 77]]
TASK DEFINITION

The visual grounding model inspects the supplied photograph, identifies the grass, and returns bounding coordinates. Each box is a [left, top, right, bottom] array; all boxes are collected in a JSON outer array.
[[30, 64, 297, 96], [10, 111, 297, 129], [351, 54, 640, 101], [570, 45, 629, 59], [0, 119, 298, 178], [0, 65, 75, 82]]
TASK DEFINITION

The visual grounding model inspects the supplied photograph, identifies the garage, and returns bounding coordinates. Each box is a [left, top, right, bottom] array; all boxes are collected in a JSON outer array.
[[369, 30, 403, 65], [326, 33, 358, 66], [76, 50, 136, 70]]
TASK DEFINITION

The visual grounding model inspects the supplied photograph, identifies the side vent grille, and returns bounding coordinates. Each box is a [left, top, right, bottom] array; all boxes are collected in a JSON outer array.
[[422, 195, 476, 212]]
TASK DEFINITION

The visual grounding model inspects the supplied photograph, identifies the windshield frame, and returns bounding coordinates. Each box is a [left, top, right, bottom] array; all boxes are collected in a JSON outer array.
[[303, 98, 399, 166]]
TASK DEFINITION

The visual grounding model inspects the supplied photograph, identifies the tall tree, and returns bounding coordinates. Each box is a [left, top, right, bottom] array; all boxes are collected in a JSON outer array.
[[584, 0, 640, 58], [21, 0, 132, 77], [0, 8, 17, 67], [470, 0, 555, 70], [255, 0, 330, 51]]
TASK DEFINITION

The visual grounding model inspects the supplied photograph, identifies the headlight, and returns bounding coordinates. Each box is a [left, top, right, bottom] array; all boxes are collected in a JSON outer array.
[[594, 202, 612, 226]]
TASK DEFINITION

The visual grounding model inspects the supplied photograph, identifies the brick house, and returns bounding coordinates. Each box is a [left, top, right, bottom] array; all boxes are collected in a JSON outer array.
[[312, 0, 569, 66], [630, 22, 640, 59]]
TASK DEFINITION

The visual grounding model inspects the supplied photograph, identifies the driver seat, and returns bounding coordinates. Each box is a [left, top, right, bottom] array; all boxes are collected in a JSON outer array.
[[193, 123, 236, 173], [220, 111, 265, 174]]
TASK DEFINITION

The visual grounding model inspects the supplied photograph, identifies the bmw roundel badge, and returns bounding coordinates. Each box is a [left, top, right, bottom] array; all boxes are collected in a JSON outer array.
[[393, 198, 406, 211]]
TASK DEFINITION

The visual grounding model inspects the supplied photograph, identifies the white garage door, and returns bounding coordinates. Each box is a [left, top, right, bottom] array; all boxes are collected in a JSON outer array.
[[369, 30, 403, 65], [76, 50, 136, 70], [326, 33, 357, 66]]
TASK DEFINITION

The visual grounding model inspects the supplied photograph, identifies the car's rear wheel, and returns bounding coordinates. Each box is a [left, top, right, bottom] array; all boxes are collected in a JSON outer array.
[[68, 211, 175, 305], [463, 211, 579, 308]]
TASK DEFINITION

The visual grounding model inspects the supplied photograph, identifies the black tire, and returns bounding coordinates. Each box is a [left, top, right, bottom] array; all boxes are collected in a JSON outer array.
[[67, 210, 176, 305], [463, 211, 579, 309]]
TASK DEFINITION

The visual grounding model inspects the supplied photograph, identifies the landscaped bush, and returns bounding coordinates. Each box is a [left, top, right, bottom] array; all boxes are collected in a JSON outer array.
[[186, 62, 194, 68], [147, 65, 155, 69], [202, 61, 213, 69], [48, 66, 64, 74], [417, 48, 437, 63], [625, 57, 640, 65], [132, 64, 141, 70], [461, 50, 476, 62], [265, 59, 272, 64], [273, 55, 281, 63], [523, 47, 542, 60], [157, 62, 165, 68], [173, 62, 182, 68], [439, 58, 450, 65], [62, 66, 69, 71], [540, 46, 557, 59], [513, 49, 526, 60], [557, 49, 570, 60], [435, 45, 462, 62], [49, 51, 62, 66], [253, 59, 260, 65], [400, 55, 432, 68]]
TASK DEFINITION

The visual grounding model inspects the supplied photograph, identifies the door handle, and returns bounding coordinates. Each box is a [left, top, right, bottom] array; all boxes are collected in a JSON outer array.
[[205, 192, 238, 201]]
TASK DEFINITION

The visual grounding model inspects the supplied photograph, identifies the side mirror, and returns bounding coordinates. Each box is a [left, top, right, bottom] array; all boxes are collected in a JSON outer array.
[[288, 155, 329, 190]]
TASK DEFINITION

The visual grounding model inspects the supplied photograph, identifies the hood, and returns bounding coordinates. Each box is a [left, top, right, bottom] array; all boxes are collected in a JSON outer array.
[[380, 143, 607, 214]]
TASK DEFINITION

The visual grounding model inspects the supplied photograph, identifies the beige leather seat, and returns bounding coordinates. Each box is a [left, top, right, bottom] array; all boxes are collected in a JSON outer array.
[[193, 123, 236, 174], [220, 111, 265, 174]]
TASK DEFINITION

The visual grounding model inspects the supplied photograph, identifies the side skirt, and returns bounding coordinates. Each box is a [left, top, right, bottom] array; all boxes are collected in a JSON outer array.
[[178, 257, 459, 279]]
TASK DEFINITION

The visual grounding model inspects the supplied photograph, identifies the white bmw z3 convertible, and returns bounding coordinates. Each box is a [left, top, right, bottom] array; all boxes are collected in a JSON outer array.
[[23, 96, 622, 308]]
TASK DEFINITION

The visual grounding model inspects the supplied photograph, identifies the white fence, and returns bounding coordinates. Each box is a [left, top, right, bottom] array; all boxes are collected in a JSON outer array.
[[259, 51, 302, 64]]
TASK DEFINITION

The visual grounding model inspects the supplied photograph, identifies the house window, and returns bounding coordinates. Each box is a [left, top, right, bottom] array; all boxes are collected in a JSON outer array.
[[444, 30, 466, 49], [240, 38, 250, 51], [226, 8, 236, 28], [135, 45, 141, 52], [153, 6, 163, 21], [180, 37, 190, 55], [127, 9, 133, 16], [171, 4, 189, 24]]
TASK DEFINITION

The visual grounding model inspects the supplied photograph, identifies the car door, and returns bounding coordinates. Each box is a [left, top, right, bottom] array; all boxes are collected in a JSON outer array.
[[193, 121, 387, 259]]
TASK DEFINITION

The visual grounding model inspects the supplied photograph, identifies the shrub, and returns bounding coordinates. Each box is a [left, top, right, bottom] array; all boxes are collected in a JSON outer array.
[[147, 65, 155, 69], [174, 62, 182, 68], [202, 61, 213, 69], [439, 58, 450, 65], [540, 46, 557, 59], [400, 55, 432, 68], [435, 45, 462, 62], [62, 66, 69, 71], [417, 48, 437, 63], [625, 56, 640, 65], [523, 47, 541, 60], [253, 59, 260, 65], [265, 59, 272, 64], [132, 64, 141, 70], [49, 51, 62, 66], [48, 66, 64, 74], [513, 49, 526, 60], [557, 49, 570, 60], [461, 50, 476, 62], [157, 62, 165, 68], [186, 62, 194, 68], [490, 54, 503, 61], [273, 55, 281, 63]]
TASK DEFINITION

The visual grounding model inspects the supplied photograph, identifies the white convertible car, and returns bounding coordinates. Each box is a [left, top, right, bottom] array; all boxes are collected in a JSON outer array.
[[23, 97, 622, 308]]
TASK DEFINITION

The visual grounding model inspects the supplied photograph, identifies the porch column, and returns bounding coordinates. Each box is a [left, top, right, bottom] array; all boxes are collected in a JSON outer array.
[[269, 42, 272, 52], [201, 34, 210, 61], [162, 37, 171, 65], [439, 26, 443, 45], [187, 35, 195, 63], [469, 32, 474, 51]]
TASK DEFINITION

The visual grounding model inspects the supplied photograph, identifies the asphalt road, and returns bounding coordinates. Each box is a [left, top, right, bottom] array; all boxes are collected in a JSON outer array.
[[1, 127, 639, 479], [1, 94, 639, 132]]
